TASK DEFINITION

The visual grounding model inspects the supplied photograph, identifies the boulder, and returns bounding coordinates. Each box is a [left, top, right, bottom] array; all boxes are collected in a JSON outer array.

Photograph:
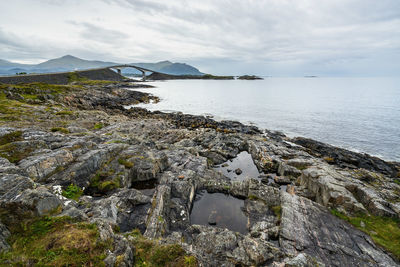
[[280, 192, 397, 266]]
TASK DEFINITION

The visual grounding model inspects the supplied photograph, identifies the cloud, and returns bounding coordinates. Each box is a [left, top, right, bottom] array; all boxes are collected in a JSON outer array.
[[0, 0, 399, 75]]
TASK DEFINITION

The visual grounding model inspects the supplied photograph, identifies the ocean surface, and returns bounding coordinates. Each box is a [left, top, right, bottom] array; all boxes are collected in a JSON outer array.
[[129, 77, 400, 161]]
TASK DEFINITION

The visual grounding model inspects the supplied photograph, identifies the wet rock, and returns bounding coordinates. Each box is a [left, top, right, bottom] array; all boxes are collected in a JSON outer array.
[[235, 168, 242, 175], [292, 137, 398, 177], [208, 210, 217, 225]]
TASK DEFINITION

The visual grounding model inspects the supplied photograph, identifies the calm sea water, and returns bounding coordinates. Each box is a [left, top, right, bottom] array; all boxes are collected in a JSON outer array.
[[130, 78, 400, 161]]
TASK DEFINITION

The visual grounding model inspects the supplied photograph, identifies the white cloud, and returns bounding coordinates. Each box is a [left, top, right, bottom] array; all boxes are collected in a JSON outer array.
[[0, 0, 399, 75]]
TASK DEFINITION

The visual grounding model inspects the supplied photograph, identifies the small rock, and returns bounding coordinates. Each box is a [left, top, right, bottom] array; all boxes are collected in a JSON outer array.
[[235, 168, 242, 175], [360, 221, 365, 228], [178, 175, 185, 179], [274, 176, 291, 185], [208, 210, 217, 225], [221, 163, 229, 167]]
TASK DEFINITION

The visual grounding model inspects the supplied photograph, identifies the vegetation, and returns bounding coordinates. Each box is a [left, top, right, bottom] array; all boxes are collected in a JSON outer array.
[[0, 130, 33, 163], [55, 110, 74, 116], [62, 184, 83, 201], [94, 123, 104, 130], [0, 216, 111, 266], [51, 127, 69, 134], [271, 205, 282, 221], [126, 229, 197, 267], [89, 170, 121, 194], [330, 209, 400, 260], [0, 130, 23, 146], [118, 157, 134, 168]]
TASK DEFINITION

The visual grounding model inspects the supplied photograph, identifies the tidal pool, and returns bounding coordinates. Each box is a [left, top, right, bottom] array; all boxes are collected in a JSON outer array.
[[190, 190, 248, 234], [214, 151, 262, 181]]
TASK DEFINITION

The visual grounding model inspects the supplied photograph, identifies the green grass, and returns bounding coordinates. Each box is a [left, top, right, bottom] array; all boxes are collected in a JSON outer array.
[[94, 123, 104, 130], [394, 179, 400, 186], [0, 132, 33, 163], [0, 216, 110, 266], [55, 110, 74, 116], [0, 130, 23, 146], [271, 205, 282, 221], [50, 127, 69, 134], [126, 229, 197, 267], [330, 209, 400, 260], [118, 157, 134, 168], [62, 184, 83, 201]]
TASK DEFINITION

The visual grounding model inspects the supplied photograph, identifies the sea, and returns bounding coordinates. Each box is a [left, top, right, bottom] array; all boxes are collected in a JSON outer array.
[[128, 77, 400, 162]]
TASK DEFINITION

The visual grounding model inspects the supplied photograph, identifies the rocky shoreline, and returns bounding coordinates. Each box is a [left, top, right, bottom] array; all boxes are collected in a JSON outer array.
[[0, 80, 399, 266]]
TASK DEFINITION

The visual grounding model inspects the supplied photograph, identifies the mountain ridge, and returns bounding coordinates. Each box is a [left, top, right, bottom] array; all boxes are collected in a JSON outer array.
[[0, 55, 204, 76]]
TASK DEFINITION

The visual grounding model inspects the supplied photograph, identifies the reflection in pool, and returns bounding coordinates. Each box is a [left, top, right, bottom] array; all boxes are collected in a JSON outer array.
[[214, 151, 261, 181], [190, 190, 248, 234]]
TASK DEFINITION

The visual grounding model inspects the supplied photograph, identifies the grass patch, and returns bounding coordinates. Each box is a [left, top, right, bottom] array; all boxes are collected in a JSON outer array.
[[55, 110, 74, 116], [51, 127, 69, 134], [271, 205, 282, 221], [394, 179, 400, 186], [0, 143, 34, 163], [330, 209, 400, 260], [62, 184, 83, 201], [126, 229, 197, 267], [94, 123, 104, 130], [0, 216, 110, 266], [118, 157, 134, 168], [0, 130, 23, 146]]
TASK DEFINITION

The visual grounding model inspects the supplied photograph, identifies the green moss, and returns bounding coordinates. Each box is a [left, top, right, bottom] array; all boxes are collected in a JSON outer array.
[[62, 184, 83, 201], [394, 179, 400, 186], [94, 123, 104, 130], [330, 209, 400, 260], [50, 127, 69, 134], [271, 205, 282, 220], [0, 216, 110, 266], [0, 142, 33, 163], [126, 229, 197, 267], [98, 178, 120, 192], [0, 130, 22, 146], [118, 157, 134, 168], [55, 110, 74, 116]]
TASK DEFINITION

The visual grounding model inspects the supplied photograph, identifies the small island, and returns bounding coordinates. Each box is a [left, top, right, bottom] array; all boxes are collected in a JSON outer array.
[[237, 75, 263, 80]]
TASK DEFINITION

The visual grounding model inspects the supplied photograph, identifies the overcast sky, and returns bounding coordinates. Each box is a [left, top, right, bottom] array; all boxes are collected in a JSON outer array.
[[0, 0, 399, 76]]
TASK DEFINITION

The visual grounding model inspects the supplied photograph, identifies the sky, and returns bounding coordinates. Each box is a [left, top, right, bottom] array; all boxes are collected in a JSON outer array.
[[0, 0, 399, 76]]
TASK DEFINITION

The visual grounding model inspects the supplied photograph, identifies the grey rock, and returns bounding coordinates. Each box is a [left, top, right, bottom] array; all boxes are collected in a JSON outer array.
[[208, 210, 217, 225], [0, 222, 10, 252], [280, 192, 397, 266], [234, 168, 242, 175]]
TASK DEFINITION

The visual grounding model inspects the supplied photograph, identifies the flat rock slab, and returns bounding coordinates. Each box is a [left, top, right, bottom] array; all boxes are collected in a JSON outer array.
[[280, 192, 398, 267]]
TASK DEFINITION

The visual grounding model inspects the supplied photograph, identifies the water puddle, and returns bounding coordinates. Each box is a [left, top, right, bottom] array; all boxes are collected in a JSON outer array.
[[190, 190, 248, 234], [131, 179, 157, 196], [214, 151, 262, 181]]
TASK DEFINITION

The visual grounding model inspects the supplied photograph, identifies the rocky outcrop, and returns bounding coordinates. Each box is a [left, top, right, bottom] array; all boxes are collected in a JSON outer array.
[[0, 81, 399, 266], [280, 192, 397, 266]]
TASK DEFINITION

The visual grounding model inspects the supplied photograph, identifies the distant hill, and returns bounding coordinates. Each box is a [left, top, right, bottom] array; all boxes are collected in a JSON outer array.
[[35, 55, 115, 71], [0, 56, 204, 76]]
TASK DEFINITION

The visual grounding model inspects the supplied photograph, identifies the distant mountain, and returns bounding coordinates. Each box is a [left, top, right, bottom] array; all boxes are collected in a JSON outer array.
[[35, 55, 116, 70], [0, 55, 204, 76], [129, 60, 203, 76]]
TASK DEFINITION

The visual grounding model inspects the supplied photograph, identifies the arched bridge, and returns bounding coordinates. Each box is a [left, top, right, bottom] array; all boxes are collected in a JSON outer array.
[[107, 64, 162, 81]]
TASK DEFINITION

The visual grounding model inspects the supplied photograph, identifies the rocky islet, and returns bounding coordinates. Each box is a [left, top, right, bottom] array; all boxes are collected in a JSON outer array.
[[0, 80, 399, 266]]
